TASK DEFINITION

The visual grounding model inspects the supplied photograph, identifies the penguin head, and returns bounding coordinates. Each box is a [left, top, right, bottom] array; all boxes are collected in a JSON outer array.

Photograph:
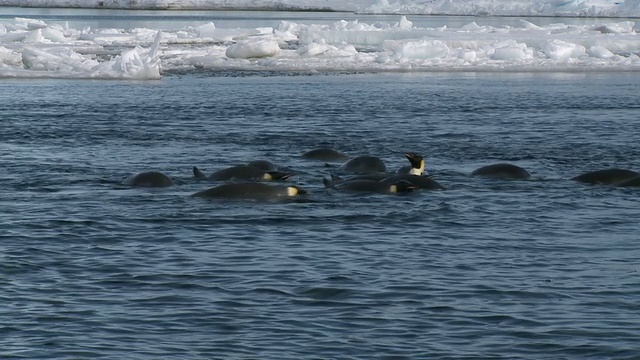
[[287, 186, 307, 196], [389, 180, 418, 193], [263, 171, 293, 181], [404, 152, 425, 176]]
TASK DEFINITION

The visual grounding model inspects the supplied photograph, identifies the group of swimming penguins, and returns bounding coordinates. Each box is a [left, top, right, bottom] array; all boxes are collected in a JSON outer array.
[[122, 147, 640, 200]]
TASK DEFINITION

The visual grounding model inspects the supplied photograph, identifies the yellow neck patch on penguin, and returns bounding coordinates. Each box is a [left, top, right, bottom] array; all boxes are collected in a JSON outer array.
[[410, 159, 425, 175]]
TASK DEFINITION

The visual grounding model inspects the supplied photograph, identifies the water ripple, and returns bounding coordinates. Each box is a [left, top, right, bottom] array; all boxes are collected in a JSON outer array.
[[2, 72, 640, 359]]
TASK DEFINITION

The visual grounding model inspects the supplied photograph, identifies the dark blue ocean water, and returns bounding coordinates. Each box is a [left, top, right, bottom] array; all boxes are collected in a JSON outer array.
[[2, 71, 640, 359]]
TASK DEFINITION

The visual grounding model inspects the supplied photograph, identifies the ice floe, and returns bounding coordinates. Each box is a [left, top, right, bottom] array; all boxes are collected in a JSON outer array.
[[1, 15, 639, 79]]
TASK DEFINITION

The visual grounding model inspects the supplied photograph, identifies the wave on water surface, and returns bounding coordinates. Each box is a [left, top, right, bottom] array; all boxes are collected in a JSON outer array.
[[2, 64, 640, 358]]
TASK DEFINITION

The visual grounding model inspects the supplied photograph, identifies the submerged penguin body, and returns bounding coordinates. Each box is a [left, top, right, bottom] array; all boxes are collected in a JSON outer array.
[[123, 171, 175, 187], [381, 174, 444, 190], [324, 178, 417, 194], [338, 156, 387, 174], [192, 182, 306, 200], [301, 148, 349, 162], [193, 165, 292, 181], [471, 163, 530, 180], [571, 168, 640, 185]]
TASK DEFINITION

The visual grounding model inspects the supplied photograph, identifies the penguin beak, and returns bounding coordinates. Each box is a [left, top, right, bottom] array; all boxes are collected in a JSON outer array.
[[403, 152, 421, 167], [404, 152, 416, 161], [297, 188, 308, 195]]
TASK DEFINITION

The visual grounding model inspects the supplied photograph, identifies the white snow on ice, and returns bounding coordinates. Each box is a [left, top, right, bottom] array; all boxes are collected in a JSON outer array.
[[2, 0, 640, 17], [1, 1, 640, 79]]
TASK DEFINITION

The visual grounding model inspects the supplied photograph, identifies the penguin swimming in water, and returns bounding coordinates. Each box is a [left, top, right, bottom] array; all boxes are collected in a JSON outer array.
[[192, 182, 307, 200], [571, 168, 639, 185], [383, 152, 442, 190], [471, 163, 531, 180], [327, 151, 442, 190], [301, 148, 349, 162], [338, 155, 387, 174], [324, 173, 389, 186], [395, 152, 426, 176], [323, 178, 417, 194], [123, 171, 175, 187], [193, 165, 293, 182], [616, 176, 640, 187], [246, 160, 277, 172], [380, 174, 444, 190]]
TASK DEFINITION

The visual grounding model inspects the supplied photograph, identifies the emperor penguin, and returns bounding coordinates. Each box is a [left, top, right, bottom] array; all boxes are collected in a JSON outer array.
[[301, 148, 349, 162], [396, 152, 426, 176], [338, 156, 387, 174], [571, 168, 639, 185], [323, 178, 417, 194], [193, 165, 293, 182], [616, 176, 640, 187], [471, 163, 530, 180], [246, 160, 277, 172], [192, 182, 307, 200], [380, 174, 444, 190], [123, 171, 175, 187]]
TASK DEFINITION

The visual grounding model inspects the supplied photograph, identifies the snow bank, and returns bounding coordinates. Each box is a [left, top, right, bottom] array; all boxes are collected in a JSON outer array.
[[1, 15, 639, 79], [0, 0, 357, 12], [0, 20, 161, 79], [362, 0, 640, 17], [1, 0, 639, 17]]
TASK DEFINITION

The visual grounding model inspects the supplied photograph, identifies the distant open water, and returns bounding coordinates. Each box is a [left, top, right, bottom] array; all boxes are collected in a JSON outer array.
[[2, 71, 640, 359]]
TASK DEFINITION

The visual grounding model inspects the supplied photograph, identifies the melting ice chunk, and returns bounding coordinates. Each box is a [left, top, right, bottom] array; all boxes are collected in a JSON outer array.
[[226, 37, 281, 59]]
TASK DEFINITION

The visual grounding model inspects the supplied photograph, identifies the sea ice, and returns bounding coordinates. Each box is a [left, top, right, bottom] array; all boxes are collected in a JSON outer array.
[[226, 37, 281, 59], [0, 13, 639, 79]]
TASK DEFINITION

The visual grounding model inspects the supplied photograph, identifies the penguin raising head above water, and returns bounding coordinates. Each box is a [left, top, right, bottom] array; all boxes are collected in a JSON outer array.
[[396, 152, 426, 176]]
